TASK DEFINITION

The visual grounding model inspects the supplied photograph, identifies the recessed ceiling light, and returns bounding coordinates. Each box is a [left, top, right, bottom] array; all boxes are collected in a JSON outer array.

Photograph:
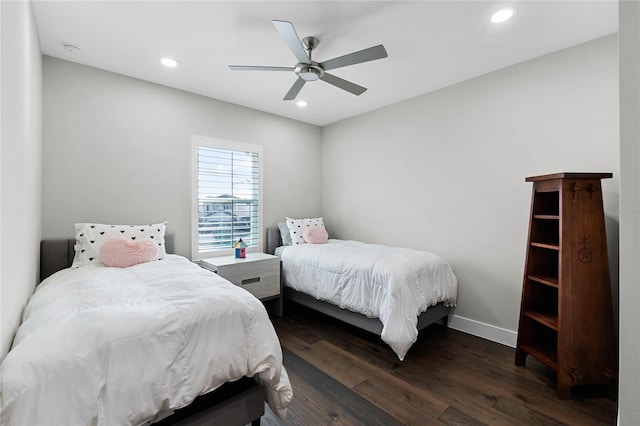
[[296, 100, 308, 107], [160, 57, 178, 67], [491, 8, 514, 23]]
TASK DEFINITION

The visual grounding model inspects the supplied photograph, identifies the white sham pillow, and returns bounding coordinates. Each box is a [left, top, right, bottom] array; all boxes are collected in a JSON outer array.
[[72, 222, 167, 268], [285, 217, 325, 245], [278, 222, 293, 246]]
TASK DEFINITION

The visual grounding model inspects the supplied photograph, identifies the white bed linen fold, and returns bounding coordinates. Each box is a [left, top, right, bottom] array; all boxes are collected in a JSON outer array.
[[1, 255, 292, 426], [278, 240, 458, 360]]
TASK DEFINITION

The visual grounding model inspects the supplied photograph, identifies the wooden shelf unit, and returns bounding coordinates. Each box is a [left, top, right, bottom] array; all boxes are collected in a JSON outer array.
[[515, 172, 616, 399]]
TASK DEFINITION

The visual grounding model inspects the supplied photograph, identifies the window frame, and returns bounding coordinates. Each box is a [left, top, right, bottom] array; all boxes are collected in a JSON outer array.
[[191, 135, 264, 260]]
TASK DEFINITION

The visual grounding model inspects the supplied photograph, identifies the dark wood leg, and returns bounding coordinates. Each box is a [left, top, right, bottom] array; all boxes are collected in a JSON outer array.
[[557, 374, 572, 399], [515, 348, 527, 366], [274, 294, 283, 317], [251, 418, 261, 426]]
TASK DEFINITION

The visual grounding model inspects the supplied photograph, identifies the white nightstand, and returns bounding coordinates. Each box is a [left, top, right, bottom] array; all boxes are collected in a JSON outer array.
[[198, 253, 282, 316]]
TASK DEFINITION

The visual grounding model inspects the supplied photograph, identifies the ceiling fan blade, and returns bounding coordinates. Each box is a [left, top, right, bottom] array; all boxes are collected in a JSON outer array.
[[320, 73, 367, 96], [320, 45, 388, 71], [283, 78, 306, 101], [272, 20, 309, 64], [229, 65, 295, 72]]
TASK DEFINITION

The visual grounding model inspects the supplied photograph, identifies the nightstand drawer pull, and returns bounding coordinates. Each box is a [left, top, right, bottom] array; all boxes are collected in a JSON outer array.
[[241, 277, 261, 285]]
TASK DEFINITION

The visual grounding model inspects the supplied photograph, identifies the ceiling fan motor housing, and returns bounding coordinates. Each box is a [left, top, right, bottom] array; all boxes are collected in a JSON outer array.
[[295, 62, 324, 81]]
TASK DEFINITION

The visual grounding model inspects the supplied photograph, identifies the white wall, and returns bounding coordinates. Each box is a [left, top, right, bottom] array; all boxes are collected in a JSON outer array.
[[618, 0, 639, 423], [0, 0, 43, 359], [42, 57, 322, 258], [321, 35, 619, 340]]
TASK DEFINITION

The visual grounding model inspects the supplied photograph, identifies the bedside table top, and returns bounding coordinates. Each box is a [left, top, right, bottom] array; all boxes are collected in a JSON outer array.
[[199, 252, 278, 268]]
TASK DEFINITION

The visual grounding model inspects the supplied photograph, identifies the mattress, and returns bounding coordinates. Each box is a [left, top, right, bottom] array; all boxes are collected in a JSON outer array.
[[1, 255, 292, 426], [277, 240, 458, 360]]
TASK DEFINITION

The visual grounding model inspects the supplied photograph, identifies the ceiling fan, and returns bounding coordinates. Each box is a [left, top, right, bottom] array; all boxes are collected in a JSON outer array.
[[229, 20, 388, 101]]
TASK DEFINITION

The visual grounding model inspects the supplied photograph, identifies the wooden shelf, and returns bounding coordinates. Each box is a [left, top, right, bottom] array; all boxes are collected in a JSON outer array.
[[519, 344, 558, 372], [524, 310, 558, 330], [530, 242, 560, 250], [528, 275, 559, 288], [517, 173, 616, 399]]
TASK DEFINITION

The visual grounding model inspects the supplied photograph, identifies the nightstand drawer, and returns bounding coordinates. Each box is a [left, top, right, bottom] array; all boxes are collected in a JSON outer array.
[[238, 275, 280, 299], [218, 259, 279, 285]]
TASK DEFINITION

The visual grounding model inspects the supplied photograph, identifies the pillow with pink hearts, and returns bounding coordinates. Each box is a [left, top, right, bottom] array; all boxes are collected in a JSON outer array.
[[100, 238, 159, 268], [302, 227, 329, 244]]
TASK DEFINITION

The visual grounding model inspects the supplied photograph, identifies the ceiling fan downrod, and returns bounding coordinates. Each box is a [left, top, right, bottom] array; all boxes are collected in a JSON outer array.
[[296, 36, 323, 81]]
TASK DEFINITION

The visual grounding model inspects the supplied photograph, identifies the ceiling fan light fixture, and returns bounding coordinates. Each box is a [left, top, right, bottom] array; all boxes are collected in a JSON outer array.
[[297, 65, 322, 81], [300, 71, 319, 81]]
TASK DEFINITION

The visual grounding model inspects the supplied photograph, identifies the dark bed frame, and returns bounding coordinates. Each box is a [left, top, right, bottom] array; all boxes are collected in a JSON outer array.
[[265, 226, 451, 337], [40, 237, 264, 426]]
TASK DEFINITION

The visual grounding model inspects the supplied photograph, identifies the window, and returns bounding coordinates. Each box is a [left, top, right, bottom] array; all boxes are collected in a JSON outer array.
[[192, 136, 263, 259]]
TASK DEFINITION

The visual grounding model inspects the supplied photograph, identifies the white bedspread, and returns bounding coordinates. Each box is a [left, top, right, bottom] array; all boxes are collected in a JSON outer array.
[[1, 255, 292, 426], [278, 240, 458, 360]]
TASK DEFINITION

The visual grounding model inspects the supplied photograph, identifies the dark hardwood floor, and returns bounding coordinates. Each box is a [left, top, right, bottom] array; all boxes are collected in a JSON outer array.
[[261, 303, 617, 425]]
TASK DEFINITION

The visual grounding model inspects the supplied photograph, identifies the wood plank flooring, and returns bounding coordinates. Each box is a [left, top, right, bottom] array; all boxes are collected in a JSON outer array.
[[261, 303, 617, 425]]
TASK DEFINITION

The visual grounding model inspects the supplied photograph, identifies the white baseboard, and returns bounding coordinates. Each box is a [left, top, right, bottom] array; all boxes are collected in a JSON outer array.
[[448, 314, 518, 348]]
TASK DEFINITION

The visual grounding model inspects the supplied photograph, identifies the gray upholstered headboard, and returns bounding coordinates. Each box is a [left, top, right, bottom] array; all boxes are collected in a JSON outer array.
[[40, 234, 176, 282], [40, 239, 76, 282], [265, 226, 282, 256]]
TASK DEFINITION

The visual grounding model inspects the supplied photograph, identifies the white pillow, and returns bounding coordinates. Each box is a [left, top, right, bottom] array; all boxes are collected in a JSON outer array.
[[285, 217, 325, 245], [72, 222, 167, 268], [278, 222, 292, 246]]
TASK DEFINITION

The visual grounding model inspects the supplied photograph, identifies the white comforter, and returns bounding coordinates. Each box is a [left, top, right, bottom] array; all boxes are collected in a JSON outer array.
[[278, 240, 458, 360], [1, 255, 292, 426]]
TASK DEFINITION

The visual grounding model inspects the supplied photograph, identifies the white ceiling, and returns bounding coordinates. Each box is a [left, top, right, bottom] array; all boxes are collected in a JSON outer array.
[[32, 1, 618, 127]]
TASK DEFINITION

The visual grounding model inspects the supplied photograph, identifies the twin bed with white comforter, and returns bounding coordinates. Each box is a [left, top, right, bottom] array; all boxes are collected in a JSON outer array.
[[267, 224, 458, 361], [1, 254, 292, 425]]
